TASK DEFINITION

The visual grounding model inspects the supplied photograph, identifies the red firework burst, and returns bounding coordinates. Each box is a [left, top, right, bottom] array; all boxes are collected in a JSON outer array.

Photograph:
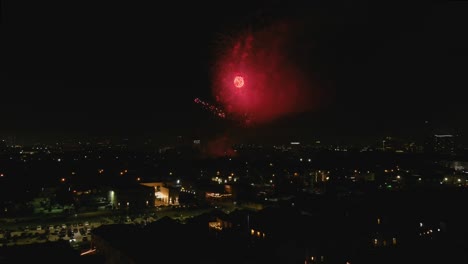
[[212, 22, 317, 125]]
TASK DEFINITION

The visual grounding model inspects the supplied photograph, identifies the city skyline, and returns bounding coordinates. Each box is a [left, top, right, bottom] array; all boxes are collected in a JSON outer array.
[[2, 2, 468, 262]]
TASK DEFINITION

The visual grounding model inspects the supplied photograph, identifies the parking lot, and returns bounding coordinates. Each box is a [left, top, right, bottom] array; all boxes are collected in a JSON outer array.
[[0, 205, 212, 250]]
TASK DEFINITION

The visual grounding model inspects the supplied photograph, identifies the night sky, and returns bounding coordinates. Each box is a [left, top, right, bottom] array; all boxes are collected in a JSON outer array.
[[1, 1, 467, 145]]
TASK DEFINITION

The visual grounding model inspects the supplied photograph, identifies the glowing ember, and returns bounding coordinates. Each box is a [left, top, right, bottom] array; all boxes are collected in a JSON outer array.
[[194, 98, 226, 118], [233, 76, 244, 88]]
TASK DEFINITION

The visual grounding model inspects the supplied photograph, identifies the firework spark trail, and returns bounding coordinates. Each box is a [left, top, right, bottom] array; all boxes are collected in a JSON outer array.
[[194, 98, 226, 119]]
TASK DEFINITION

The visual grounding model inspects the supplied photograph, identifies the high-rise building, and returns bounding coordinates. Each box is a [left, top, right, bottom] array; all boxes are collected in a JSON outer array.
[[433, 135, 455, 154], [382, 137, 404, 152], [0, 140, 7, 152], [5, 136, 15, 147]]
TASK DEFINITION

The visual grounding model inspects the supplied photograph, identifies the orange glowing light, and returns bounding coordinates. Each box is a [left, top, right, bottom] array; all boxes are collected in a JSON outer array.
[[80, 249, 96, 256]]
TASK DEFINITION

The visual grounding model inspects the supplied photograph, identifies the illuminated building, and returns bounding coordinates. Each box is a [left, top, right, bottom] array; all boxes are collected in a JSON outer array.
[[382, 136, 404, 152], [433, 134, 455, 154], [140, 182, 179, 206], [208, 216, 233, 231], [202, 184, 235, 205]]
